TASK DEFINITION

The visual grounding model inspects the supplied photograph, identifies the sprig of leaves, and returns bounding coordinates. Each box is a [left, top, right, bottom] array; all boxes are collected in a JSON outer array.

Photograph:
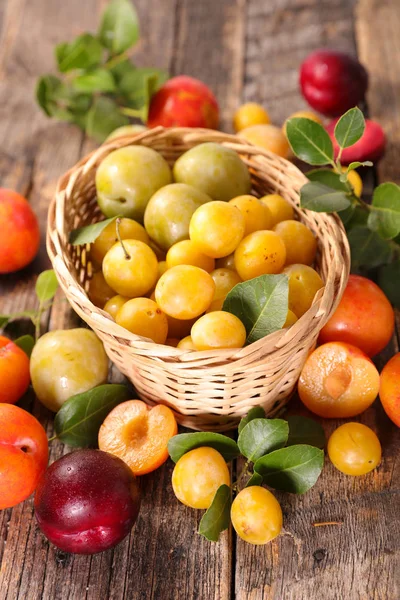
[[36, 0, 167, 141], [168, 410, 325, 542], [0, 269, 59, 342], [286, 107, 400, 307]]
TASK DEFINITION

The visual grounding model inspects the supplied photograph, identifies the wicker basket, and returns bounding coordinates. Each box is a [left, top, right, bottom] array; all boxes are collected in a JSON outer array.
[[47, 127, 350, 431]]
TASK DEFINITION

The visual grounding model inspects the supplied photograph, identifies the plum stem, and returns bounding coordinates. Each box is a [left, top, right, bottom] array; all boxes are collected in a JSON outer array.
[[116, 218, 131, 260], [103, 50, 131, 71]]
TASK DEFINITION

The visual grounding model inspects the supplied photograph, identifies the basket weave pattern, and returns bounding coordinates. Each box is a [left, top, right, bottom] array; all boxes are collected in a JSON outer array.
[[47, 127, 350, 431]]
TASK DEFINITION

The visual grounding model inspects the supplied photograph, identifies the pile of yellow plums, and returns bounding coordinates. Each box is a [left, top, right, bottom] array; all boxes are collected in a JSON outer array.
[[88, 141, 324, 351]]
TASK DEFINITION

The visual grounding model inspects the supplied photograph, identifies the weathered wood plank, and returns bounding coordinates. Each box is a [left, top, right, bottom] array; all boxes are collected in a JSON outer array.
[[243, 0, 358, 125], [0, 0, 86, 314], [171, 0, 246, 131], [234, 396, 400, 600], [235, 1, 400, 599], [0, 2, 99, 598], [1, 0, 399, 599], [110, 0, 245, 597], [0, 0, 244, 598], [355, 0, 400, 185]]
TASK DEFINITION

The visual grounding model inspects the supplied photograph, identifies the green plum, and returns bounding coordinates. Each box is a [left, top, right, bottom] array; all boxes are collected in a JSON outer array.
[[105, 124, 147, 143], [30, 329, 109, 412], [173, 142, 251, 202], [96, 146, 172, 222], [144, 183, 212, 250]]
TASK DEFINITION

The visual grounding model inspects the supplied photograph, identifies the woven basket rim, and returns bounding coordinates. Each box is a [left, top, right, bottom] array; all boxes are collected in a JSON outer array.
[[47, 127, 350, 365]]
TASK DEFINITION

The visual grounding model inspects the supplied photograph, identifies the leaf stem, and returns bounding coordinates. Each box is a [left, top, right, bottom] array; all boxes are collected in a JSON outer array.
[[232, 460, 250, 491], [34, 302, 43, 341], [48, 435, 57, 443], [355, 195, 372, 212], [120, 106, 143, 119], [103, 52, 128, 69], [34, 301, 56, 341], [35, 316, 41, 341], [387, 238, 400, 257], [103, 51, 130, 71], [116, 218, 131, 259], [334, 157, 372, 213]]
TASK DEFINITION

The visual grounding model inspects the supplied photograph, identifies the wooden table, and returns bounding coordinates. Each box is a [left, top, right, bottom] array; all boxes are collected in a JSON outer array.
[[0, 1, 399, 598]]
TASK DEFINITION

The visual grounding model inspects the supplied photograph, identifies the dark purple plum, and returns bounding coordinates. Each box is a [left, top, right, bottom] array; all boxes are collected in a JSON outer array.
[[34, 449, 141, 555]]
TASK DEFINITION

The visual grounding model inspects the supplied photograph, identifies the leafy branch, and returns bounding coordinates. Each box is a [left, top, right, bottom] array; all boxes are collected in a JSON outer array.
[[286, 107, 400, 307], [167, 408, 325, 542], [36, 0, 168, 142]]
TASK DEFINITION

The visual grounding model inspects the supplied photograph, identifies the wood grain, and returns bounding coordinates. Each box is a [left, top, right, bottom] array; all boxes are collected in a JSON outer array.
[[235, 1, 400, 599], [355, 0, 400, 185], [171, 0, 246, 130], [0, 0, 244, 598], [244, 0, 358, 124], [0, 0, 399, 598]]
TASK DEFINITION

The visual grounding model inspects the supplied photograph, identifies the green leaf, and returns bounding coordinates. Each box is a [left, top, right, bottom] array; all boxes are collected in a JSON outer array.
[[168, 433, 240, 463], [286, 416, 326, 449], [286, 118, 334, 166], [14, 335, 35, 357], [245, 472, 263, 487], [339, 204, 356, 226], [300, 182, 351, 213], [55, 34, 103, 72], [69, 216, 119, 245], [238, 419, 289, 462], [99, 0, 139, 55], [120, 67, 168, 99], [35, 270, 59, 303], [36, 75, 63, 116], [348, 225, 392, 270], [378, 261, 400, 308], [198, 485, 231, 542], [307, 168, 348, 191], [368, 183, 400, 240], [55, 42, 68, 68], [67, 93, 92, 114], [73, 69, 116, 93], [223, 274, 288, 345], [0, 315, 10, 328], [86, 96, 129, 142], [308, 169, 356, 220], [36, 75, 92, 127], [110, 59, 137, 83], [334, 107, 365, 149], [347, 161, 373, 172], [120, 68, 165, 122], [254, 445, 324, 494], [54, 384, 131, 447], [344, 205, 368, 228], [0, 310, 36, 328], [238, 406, 266, 434]]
